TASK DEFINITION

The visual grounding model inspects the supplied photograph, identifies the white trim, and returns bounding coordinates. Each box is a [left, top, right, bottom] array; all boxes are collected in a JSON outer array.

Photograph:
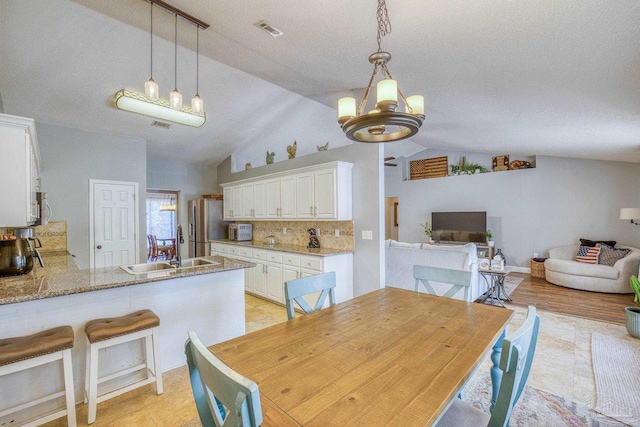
[[89, 179, 139, 269]]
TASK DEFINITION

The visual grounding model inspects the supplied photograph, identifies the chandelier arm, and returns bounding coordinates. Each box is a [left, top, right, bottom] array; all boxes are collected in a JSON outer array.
[[357, 65, 379, 116], [381, 64, 414, 114]]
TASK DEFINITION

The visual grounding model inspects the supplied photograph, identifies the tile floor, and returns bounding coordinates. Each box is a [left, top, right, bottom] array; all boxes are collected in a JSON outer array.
[[41, 293, 629, 426]]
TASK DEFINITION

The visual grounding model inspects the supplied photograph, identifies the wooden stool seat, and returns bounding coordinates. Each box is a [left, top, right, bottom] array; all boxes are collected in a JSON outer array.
[[84, 309, 162, 424], [85, 309, 159, 343], [0, 325, 74, 366], [0, 326, 76, 426]]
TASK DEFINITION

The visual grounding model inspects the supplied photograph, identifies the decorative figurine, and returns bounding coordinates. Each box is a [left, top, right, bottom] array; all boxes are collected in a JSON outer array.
[[317, 142, 329, 152], [266, 151, 275, 164], [287, 140, 297, 159], [307, 228, 320, 249], [245, 162, 252, 170]]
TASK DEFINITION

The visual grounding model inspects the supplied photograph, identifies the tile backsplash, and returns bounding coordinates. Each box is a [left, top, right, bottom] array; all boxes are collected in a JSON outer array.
[[249, 220, 354, 251], [0, 221, 67, 253]]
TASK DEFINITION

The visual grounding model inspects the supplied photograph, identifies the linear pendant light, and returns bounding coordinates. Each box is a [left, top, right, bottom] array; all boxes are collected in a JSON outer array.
[[114, 0, 209, 128]]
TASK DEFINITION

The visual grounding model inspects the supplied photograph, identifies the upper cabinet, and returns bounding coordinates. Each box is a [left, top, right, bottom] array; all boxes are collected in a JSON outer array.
[[222, 161, 353, 221], [0, 114, 41, 227]]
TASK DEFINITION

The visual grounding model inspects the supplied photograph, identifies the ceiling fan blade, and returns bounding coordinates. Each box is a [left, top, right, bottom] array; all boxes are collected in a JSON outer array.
[[384, 162, 397, 167]]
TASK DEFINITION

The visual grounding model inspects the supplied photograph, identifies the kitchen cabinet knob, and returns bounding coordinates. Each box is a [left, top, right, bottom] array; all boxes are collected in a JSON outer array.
[[97, 245, 102, 249]]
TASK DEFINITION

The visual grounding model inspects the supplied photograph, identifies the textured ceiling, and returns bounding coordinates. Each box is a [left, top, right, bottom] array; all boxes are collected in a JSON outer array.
[[1, 0, 639, 166]]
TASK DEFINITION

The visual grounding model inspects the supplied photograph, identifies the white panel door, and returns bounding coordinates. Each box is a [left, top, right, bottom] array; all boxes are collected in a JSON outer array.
[[266, 263, 284, 303], [314, 169, 337, 219], [253, 181, 266, 219], [280, 176, 297, 219], [265, 178, 281, 219], [252, 260, 267, 297], [295, 172, 314, 219], [92, 181, 137, 268]]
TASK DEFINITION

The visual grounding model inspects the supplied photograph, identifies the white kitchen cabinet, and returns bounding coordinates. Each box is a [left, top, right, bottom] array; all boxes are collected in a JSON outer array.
[[220, 161, 352, 221], [210, 241, 353, 305], [252, 181, 266, 219], [223, 187, 234, 219], [0, 114, 41, 227], [295, 172, 315, 219], [265, 178, 281, 219], [279, 176, 297, 219]]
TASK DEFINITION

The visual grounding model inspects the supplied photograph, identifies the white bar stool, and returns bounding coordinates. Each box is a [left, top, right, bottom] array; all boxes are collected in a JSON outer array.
[[0, 326, 76, 427], [84, 309, 162, 425]]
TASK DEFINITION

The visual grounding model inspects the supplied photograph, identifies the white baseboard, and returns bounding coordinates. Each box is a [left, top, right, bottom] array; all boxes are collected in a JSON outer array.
[[509, 266, 530, 274]]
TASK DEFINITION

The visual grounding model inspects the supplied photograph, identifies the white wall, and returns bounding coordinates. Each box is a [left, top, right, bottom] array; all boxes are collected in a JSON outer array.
[[147, 158, 217, 257], [386, 149, 640, 268], [37, 123, 147, 269], [217, 142, 385, 297]]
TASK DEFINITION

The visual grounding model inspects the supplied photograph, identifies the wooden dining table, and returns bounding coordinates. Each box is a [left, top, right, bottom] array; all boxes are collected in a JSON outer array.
[[210, 287, 514, 426]]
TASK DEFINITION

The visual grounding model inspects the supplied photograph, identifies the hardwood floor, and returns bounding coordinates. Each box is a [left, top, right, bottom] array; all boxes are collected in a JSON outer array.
[[508, 273, 634, 325]]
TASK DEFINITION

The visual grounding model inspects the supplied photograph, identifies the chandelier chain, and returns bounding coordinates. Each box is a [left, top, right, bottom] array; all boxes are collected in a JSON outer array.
[[376, 0, 392, 52]]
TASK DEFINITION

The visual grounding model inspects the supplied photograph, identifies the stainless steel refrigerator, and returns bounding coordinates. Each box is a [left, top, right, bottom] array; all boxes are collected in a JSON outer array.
[[188, 199, 230, 257]]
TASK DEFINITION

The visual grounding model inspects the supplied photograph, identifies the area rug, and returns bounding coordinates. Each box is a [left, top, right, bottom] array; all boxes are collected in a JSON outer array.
[[503, 275, 524, 296], [463, 370, 624, 426], [592, 333, 640, 426]]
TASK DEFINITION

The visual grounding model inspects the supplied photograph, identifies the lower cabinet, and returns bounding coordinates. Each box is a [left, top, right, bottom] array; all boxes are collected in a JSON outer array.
[[210, 242, 353, 305]]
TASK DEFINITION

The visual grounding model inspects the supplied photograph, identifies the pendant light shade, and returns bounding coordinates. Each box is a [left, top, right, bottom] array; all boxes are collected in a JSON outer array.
[[191, 22, 204, 115], [169, 14, 182, 110]]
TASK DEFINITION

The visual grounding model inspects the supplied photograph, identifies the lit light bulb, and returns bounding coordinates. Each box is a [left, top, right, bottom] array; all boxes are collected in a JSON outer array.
[[406, 95, 424, 115], [191, 94, 204, 115], [144, 78, 159, 100], [338, 97, 356, 124], [169, 88, 182, 110]]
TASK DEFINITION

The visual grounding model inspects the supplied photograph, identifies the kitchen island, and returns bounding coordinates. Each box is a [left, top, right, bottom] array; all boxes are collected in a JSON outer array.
[[0, 251, 254, 414]]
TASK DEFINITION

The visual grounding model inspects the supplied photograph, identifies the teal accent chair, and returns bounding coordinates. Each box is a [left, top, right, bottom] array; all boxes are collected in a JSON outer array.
[[435, 306, 540, 427], [185, 331, 263, 427], [284, 272, 337, 320], [414, 265, 472, 300]]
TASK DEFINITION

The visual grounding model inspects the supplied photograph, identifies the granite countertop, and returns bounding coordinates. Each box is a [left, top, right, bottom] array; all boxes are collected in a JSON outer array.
[[0, 252, 254, 306], [210, 239, 354, 257]]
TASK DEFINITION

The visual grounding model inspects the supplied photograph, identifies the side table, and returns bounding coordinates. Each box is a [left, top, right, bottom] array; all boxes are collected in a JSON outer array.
[[478, 268, 512, 307]]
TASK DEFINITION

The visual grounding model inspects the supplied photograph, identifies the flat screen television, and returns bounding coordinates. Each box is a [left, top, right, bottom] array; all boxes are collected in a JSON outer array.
[[431, 211, 486, 244]]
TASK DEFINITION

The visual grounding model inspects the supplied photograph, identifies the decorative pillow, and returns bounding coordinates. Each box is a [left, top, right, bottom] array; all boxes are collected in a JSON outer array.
[[598, 243, 630, 267], [389, 241, 422, 249], [575, 245, 600, 264], [580, 238, 616, 248]]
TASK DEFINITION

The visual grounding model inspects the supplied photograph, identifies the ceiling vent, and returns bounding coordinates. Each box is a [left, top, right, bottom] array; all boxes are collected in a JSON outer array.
[[254, 20, 283, 37], [151, 120, 171, 129]]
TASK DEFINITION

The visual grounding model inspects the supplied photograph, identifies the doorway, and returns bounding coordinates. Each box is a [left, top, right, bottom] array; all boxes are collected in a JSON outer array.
[[89, 179, 139, 268], [385, 197, 399, 240], [146, 190, 179, 261]]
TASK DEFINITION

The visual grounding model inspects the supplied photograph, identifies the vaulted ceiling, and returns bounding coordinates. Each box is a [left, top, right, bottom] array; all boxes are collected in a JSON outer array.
[[1, 0, 639, 166]]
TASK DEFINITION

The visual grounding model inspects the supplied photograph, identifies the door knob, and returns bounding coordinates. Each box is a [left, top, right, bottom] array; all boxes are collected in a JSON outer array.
[[97, 245, 102, 249]]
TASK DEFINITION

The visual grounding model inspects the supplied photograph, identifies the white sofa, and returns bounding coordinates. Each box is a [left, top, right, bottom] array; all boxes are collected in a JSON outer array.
[[544, 245, 640, 293], [385, 240, 485, 301]]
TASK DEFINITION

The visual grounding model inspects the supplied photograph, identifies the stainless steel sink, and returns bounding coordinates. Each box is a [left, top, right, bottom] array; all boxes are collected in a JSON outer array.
[[179, 258, 220, 268], [120, 262, 176, 275]]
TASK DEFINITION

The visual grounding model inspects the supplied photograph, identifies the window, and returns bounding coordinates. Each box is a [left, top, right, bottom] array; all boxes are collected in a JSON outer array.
[[146, 190, 179, 261]]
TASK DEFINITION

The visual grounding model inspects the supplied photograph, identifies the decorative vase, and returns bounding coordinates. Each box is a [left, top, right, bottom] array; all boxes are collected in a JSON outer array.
[[625, 307, 640, 338], [495, 249, 506, 261], [487, 240, 495, 247]]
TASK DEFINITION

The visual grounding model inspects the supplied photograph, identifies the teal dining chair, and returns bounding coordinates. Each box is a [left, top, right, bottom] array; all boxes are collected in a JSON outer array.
[[184, 330, 263, 427], [284, 272, 336, 320], [414, 265, 472, 300], [435, 306, 540, 427]]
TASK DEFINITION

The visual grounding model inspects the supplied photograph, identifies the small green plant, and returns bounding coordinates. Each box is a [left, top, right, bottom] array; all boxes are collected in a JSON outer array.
[[421, 221, 432, 237], [486, 229, 493, 240], [631, 276, 640, 305]]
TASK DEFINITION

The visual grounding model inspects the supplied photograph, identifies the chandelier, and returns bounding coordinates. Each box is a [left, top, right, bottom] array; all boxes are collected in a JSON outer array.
[[338, 0, 424, 143], [114, 0, 209, 127]]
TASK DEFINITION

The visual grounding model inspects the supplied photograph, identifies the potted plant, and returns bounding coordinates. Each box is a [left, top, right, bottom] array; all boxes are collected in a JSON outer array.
[[626, 276, 640, 338], [486, 229, 494, 247], [421, 221, 433, 243]]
